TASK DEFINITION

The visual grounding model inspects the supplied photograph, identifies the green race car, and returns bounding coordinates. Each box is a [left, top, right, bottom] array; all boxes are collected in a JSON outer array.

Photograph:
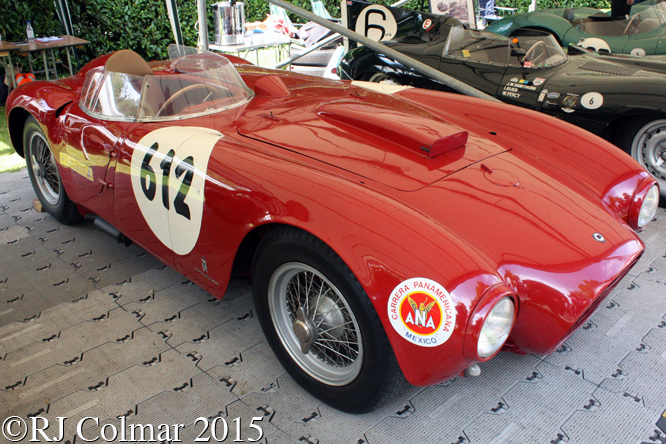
[[485, 0, 666, 56]]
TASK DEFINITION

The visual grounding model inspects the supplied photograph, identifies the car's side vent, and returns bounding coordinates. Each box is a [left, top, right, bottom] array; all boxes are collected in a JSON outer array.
[[54, 101, 74, 118], [579, 62, 640, 76]]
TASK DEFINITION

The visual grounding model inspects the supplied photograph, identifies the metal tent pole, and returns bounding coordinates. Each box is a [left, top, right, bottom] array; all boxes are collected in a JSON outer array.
[[167, 0, 185, 45], [197, 0, 209, 51]]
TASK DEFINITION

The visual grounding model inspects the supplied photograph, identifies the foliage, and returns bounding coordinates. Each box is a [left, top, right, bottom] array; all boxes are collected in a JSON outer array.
[[495, 0, 610, 14], [0, 106, 26, 173]]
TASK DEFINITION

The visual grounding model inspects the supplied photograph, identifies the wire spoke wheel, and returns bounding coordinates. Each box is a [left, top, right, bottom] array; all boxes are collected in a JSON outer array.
[[29, 132, 60, 205], [23, 116, 81, 224], [268, 262, 363, 386]]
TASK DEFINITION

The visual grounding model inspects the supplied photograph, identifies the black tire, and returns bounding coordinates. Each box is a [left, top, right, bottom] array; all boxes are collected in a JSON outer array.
[[23, 116, 82, 224], [252, 226, 404, 413], [617, 117, 666, 202]]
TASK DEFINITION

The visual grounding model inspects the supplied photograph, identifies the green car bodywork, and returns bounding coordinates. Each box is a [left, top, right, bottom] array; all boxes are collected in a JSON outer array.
[[485, 1, 666, 56]]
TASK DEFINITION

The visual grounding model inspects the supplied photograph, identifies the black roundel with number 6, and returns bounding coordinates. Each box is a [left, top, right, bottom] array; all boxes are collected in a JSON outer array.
[[130, 127, 222, 255]]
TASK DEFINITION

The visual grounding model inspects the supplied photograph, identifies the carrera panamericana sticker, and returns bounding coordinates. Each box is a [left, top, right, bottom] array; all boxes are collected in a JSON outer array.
[[388, 278, 456, 347], [131, 127, 222, 256]]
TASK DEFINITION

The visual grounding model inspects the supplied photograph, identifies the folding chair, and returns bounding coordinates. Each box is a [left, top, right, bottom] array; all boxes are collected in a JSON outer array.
[[311, 0, 333, 19], [477, 0, 516, 28]]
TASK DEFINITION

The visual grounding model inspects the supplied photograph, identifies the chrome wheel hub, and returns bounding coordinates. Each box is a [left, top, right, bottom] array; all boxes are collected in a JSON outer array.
[[268, 262, 363, 386], [293, 306, 316, 354]]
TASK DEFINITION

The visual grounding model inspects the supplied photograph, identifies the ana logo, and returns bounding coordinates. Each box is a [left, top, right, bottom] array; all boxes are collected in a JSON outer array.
[[388, 278, 456, 347], [401, 292, 441, 334]]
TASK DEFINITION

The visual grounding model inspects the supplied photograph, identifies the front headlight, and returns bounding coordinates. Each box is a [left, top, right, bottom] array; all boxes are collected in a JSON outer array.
[[477, 297, 515, 358], [629, 181, 660, 230], [637, 184, 659, 228]]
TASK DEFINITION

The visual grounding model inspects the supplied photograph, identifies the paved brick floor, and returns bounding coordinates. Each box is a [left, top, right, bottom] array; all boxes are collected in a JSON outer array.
[[1, 169, 665, 443]]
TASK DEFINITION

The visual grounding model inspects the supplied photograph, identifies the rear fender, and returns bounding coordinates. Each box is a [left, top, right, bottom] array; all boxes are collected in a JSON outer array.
[[6, 79, 81, 157]]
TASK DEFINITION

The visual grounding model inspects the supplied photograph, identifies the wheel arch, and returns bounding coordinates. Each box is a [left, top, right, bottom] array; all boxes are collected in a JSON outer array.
[[7, 107, 32, 158], [233, 222, 370, 298], [606, 113, 666, 151]]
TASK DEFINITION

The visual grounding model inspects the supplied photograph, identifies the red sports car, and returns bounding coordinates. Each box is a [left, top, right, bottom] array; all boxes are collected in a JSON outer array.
[[4, 45, 659, 412]]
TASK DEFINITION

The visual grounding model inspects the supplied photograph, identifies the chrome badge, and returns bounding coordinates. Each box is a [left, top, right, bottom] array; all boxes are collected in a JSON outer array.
[[593, 233, 606, 243]]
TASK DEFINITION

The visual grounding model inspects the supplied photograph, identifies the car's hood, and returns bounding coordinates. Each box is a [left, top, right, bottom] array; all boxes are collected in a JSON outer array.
[[591, 52, 666, 72], [405, 150, 644, 353], [237, 83, 508, 191]]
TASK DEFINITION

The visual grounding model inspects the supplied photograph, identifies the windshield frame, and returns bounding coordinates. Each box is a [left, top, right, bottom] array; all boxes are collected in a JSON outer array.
[[79, 45, 254, 122], [442, 27, 567, 69]]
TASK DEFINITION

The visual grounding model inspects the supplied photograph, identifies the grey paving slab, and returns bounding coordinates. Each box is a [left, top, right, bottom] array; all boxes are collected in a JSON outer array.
[[130, 372, 239, 428], [207, 341, 287, 399], [545, 278, 666, 385], [175, 307, 262, 371], [361, 353, 542, 444], [79, 253, 166, 291], [62, 243, 145, 275], [104, 267, 189, 306], [40, 349, 203, 441], [147, 294, 251, 348], [232, 374, 325, 442], [1, 170, 666, 444], [123, 281, 211, 328], [0, 326, 172, 416], [0, 308, 142, 387], [560, 386, 661, 444], [599, 326, 666, 412], [0, 225, 30, 244], [0, 274, 98, 326], [0, 235, 49, 266], [0, 290, 120, 356]]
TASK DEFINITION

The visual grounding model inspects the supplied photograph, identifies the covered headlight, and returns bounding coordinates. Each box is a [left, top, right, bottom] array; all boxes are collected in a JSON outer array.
[[629, 181, 659, 230], [637, 184, 659, 228], [477, 297, 515, 358]]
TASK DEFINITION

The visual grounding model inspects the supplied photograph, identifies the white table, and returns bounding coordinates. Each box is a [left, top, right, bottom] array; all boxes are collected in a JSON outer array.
[[209, 32, 292, 66]]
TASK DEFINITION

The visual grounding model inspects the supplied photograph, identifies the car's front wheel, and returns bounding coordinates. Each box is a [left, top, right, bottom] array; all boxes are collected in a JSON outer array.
[[620, 118, 666, 201], [368, 72, 403, 85], [23, 116, 82, 224], [252, 227, 404, 413]]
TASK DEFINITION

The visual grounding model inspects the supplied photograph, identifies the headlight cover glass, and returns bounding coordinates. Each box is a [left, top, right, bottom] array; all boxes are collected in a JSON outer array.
[[477, 297, 515, 358], [637, 184, 659, 228]]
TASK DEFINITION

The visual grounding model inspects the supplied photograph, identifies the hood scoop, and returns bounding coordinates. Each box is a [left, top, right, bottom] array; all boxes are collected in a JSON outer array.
[[238, 98, 508, 191], [317, 102, 468, 159], [579, 61, 640, 76]]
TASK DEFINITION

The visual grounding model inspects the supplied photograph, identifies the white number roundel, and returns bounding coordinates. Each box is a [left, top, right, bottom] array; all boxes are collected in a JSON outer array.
[[130, 127, 222, 255], [581, 92, 603, 110], [355, 5, 398, 42]]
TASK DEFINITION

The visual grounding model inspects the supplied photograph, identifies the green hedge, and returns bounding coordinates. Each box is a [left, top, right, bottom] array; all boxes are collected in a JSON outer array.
[[0, 0, 608, 74]]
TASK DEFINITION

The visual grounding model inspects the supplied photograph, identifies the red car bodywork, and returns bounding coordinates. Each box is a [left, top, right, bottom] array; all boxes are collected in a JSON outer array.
[[5, 52, 653, 387]]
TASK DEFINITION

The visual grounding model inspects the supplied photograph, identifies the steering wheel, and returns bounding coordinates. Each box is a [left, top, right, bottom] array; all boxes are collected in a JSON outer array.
[[156, 84, 225, 117], [623, 13, 640, 36], [523, 41, 546, 66]]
